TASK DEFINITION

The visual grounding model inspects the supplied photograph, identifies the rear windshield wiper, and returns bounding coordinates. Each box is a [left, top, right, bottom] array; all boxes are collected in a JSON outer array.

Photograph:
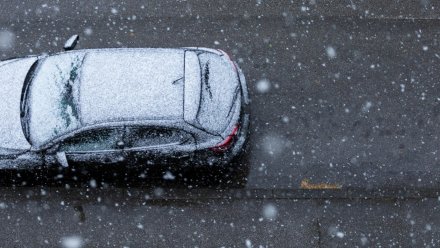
[[203, 61, 213, 98]]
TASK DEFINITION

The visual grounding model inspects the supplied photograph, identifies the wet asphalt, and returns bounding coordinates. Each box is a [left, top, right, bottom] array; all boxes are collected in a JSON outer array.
[[2, 1, 440, 246]]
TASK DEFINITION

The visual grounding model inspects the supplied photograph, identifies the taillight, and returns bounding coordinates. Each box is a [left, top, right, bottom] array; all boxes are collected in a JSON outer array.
[[217, 49, 237, 72], [209, 124, 240, 153]]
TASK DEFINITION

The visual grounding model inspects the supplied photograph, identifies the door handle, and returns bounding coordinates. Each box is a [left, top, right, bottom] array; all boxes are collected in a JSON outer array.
[[176, 154, 190, 159]]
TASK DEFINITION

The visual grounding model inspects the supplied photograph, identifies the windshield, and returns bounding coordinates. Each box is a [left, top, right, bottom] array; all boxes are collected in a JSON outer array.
[[25, 52, 86, 147], [0, 56, 38, 150]]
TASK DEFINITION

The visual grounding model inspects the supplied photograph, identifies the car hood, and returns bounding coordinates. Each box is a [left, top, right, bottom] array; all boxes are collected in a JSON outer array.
[[0, 57, 37, 150]]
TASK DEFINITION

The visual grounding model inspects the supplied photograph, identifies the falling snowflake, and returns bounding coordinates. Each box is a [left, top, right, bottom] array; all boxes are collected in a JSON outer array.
[[163, 171, 176, 180], [89, 179, 97, 188], [0, 29, 15, 51], [245, 239, 252, 248], [84, 27, 93, 36], [262, 203, 278, 220], [361, 101, 373, 113], [111, 7, 118, 14], [326, 46, 336, 59], [256, 79, 271, 93], [61, 236, 84, 248]]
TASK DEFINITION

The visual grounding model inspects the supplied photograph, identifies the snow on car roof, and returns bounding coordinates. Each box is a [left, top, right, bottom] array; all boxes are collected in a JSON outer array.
[[27, 48, 207, 146], [79, 49, 185, 125]]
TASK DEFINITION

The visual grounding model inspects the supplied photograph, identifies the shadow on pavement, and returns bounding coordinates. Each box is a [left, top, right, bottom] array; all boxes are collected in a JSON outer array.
[[0, 151, 251, 189]]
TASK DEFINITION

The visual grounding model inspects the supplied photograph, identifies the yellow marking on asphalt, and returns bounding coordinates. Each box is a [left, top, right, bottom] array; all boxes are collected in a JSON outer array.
[[300, 179, 342, 190]]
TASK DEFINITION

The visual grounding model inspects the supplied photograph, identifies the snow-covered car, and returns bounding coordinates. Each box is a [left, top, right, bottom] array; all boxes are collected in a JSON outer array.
[[0, 47, 250, 171]]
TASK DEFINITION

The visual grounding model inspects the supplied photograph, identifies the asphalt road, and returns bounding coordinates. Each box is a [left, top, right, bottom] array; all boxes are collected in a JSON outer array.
[[2, 187, 440, 247], [2, 0, 440, 246]]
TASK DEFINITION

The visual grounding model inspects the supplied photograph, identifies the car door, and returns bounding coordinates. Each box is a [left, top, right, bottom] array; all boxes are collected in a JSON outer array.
[[122, 126, 196, 167], [47, 127, 125, 167]]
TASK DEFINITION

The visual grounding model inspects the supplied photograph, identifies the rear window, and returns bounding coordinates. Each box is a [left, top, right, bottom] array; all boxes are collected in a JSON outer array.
[[196, 53, 239, 134]]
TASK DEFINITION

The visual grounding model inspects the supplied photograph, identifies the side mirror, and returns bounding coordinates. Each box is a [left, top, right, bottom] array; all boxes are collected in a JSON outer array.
[[63, 34, 79, 51], [56, 151, 69, 168]]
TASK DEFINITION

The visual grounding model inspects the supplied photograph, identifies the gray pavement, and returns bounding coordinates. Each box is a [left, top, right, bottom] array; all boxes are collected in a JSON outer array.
[[1, 187, 440, 247], [2, 0, 440, 246]]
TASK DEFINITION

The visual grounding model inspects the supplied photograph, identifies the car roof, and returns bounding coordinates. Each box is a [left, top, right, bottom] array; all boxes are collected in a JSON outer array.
[[78, 48, 187, 125], [26, 48, 205, 147]]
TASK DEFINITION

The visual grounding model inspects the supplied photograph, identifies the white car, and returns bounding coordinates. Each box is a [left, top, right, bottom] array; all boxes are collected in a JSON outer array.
[[0, 45, 249, 172]]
